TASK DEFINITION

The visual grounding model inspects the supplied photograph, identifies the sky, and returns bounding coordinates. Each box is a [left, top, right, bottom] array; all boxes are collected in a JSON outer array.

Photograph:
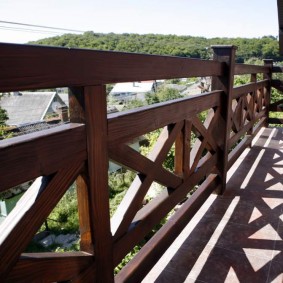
[[0, 0, 279, 44]]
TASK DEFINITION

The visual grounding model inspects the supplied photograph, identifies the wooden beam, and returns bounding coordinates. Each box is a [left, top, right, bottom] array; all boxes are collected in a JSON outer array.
[[6, 252, 93, 283], [115, 174, 220, 283], [234, 63, 269, 75], [84, 86, 114, 282], [108, 144, 182, 188], [263, 59, 273, 127], [111, 122, 183, 240], [211, 46, 237, 194], [108, 91, 222, 146], [113, 153, 218, 265], [0, 43, 223, 92], [0, 161, 84, 280], [0, 123, 86, 191], [69, 87, 93, 253]]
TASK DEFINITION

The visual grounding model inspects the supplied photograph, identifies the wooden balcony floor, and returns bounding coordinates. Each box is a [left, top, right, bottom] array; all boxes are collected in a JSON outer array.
[[143, 127, 283, 283]]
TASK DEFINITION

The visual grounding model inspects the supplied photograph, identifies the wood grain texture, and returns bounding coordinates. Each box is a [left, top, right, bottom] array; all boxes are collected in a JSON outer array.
[[108, 91, 222, 146], [113, 152, 218, 265], [115, 174, 220, 283], [232, 82, 255, 99], [6, 252, 93, 283], [111, 122, 183, 240], [69, 87, 93, 253], [84, 86, 114, 282], [0, 43, 223, 92], [263, 59, 273, 127], [234, 63, 269, 75], [0, 161, 84, 280], [109, 144, 182, 188], [211, 46, 236, 194], [0, 123, 86, 191], [269, 98, 283, 111]]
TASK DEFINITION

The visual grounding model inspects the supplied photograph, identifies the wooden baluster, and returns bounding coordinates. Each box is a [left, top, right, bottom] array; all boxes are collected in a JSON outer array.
[[211, 45, 236, 194], [174, 120, 191, 179], [263, 59, 273, 127], [248, 73, 256, 141], [69, 86, 114, 282], [69, 87, 93, 254]]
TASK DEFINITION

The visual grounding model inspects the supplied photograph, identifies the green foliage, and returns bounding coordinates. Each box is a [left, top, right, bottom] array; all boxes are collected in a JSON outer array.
[[123, 99, 145, 110], [108, 170, 136, 216], [31, 33, 283, 62], [44, 185, 79, 234], [146, 86, 183, 105], [140, 129, 175, 172], [0, 107, 8, 126]]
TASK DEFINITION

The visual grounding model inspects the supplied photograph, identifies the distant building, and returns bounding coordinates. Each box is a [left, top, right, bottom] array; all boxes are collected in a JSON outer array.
[[110, 81, 157, 102], [0, 91, 68, 126]]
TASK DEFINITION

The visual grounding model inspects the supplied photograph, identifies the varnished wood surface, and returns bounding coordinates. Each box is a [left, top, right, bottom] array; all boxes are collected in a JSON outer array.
[[84, 86, 114, 282], [234, 63, 269, 75], [116, 175, 220, 283], [143, 127, 283, 283], [6, 252, 93, 283], [108, 91, 222, 145], [0, 161, 84, 280], [0, 123, 86, 191], [0, 43, 222, 92]]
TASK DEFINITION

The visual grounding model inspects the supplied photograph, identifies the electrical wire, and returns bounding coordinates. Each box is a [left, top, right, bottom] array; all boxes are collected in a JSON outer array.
[[0, 20, 84, 34]]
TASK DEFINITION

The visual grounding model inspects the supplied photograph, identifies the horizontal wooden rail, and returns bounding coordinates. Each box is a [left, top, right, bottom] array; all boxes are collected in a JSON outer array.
[[234, 63, 269, 75], [113, 153, 218, 265], [6, 252, 93, 283], [115, 174, 220, 283], [0, 161, 84, 280], [272, 66, 283, 73], [271, 79, 283, 92], [107, 91, 222, 145], [0, 123, 86, 191], [0, 43, 223, 92]]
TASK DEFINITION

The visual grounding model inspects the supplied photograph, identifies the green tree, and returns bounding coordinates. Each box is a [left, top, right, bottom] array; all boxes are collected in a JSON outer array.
[[0, 107, 8, 126]]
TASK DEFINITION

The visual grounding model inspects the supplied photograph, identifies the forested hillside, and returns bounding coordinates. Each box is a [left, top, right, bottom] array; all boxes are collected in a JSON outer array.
[[31, 32, 281, 62]]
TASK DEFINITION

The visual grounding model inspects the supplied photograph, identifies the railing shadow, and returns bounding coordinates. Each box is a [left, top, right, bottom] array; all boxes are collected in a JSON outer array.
[[145, 127, 283, 283]]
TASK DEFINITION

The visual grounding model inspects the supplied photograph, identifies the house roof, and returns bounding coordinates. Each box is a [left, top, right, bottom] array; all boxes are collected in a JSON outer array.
[[0, 91, 62, 126], [110, 81, 155, 94]]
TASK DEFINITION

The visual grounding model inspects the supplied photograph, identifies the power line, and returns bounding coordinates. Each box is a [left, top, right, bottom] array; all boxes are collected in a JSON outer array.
[[0, 25, 63, 35], [0, 20, 85, 34]]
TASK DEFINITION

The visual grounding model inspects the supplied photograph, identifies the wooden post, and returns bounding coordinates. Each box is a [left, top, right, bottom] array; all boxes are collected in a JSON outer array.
[[263, 59, 273, 127], [69, 86, 114, 282], [174, 120, 191, 179], [69, 87, 93, 254], [247, 73, 256, 140], [211, 46, 236, 194]]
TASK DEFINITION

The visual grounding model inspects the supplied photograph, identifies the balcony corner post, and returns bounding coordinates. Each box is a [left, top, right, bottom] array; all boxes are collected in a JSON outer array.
[[263, 59, 273, 127], [69, 86, 114, 282], [211, 45, 237, 194]]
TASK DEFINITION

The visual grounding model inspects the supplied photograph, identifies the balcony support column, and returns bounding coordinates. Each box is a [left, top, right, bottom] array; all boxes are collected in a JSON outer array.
[[69, 86, 114, 282], [211, 45, 237, 194]]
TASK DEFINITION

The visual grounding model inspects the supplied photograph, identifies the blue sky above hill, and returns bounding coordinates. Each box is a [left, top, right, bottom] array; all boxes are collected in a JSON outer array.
[[0, 0, 278, 43]]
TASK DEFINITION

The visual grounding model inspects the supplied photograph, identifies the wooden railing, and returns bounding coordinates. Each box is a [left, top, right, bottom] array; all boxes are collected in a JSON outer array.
[[0, 43, 272, 282]]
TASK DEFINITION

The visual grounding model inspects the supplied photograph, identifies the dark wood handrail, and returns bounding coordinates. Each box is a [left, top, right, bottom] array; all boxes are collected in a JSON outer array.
[[0, 43, 223, 92], [0, 43, 276, 282]]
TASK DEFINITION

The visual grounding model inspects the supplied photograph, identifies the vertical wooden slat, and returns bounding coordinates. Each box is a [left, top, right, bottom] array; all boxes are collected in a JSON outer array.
[[69, 87, 93, 253], [174, 120, 192, 178], [263, 59, 273, 127], [84, 85, 114, 282], [174, 125, 184, 177], [211, 45, 236, 194], [248, 74, 256, 139]]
